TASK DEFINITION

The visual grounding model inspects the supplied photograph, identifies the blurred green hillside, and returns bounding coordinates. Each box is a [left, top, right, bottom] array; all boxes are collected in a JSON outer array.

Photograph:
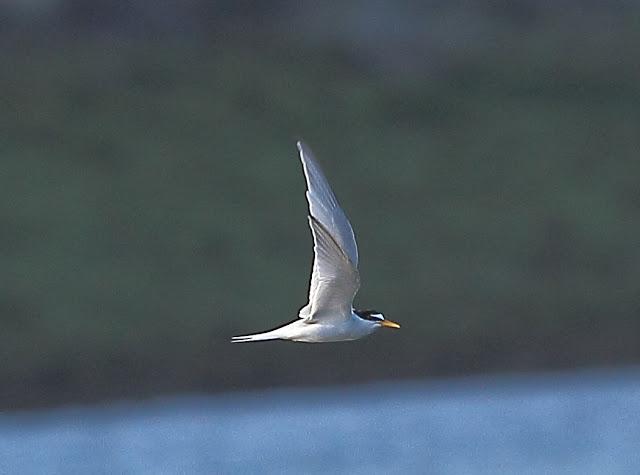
[[2, 3, 640, 408]]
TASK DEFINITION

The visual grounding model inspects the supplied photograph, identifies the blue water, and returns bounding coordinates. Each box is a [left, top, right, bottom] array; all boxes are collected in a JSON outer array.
[[1, 368, 639, 474]]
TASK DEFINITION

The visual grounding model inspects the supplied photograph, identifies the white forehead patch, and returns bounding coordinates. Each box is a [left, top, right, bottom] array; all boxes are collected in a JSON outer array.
[[370, 313, 384, 321]]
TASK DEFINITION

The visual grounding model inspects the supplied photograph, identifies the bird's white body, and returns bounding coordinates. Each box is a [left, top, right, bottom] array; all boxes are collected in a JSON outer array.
[[231, 310, 379, 343], [232, 141, 399, 343]]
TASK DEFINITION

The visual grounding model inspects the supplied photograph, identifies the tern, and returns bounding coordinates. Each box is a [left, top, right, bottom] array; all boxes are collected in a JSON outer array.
[[231, 141, 400, 343]]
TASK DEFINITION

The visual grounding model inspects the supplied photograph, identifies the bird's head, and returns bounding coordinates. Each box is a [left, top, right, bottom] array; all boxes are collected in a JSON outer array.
[[355, 309, 401, 330]]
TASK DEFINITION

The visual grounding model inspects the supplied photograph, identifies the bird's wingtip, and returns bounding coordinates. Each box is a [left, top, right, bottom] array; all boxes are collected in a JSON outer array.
[[296, 140, 309, 153]]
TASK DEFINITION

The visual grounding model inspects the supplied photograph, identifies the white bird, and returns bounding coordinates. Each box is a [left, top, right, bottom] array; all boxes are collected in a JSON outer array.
[[231, 141, 400, 343]]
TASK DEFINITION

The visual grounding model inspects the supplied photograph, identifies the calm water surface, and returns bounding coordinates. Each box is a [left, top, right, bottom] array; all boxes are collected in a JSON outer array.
[[1, 368, 639, 474]]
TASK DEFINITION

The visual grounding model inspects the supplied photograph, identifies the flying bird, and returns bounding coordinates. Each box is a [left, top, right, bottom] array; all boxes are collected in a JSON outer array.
[[231, 141, 400, 343]]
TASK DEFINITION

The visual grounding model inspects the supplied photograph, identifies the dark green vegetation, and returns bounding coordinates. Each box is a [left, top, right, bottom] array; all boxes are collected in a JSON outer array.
[[2, 4, 640, 409]]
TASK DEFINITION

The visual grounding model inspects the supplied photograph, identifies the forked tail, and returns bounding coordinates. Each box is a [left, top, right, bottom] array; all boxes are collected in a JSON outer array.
[[230, 331, 281, 343]]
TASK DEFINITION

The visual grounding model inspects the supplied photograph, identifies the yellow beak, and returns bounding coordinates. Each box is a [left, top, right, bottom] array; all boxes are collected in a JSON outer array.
[[380, 319, 401, 329]]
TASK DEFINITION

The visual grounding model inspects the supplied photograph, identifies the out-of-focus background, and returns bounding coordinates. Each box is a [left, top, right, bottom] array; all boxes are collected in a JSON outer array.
[[2, 1, 640, 473]]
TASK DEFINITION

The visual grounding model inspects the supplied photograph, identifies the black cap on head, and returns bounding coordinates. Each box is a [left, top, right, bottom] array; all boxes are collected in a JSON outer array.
[[354, 309, 384, 321]]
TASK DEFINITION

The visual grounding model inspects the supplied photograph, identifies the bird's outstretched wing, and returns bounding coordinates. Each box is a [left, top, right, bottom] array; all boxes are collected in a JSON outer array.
[[297, 141, 360, 321]]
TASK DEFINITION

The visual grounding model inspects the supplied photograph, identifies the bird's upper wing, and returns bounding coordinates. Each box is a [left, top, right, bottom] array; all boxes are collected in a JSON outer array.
[[297, 141, 360, 321]]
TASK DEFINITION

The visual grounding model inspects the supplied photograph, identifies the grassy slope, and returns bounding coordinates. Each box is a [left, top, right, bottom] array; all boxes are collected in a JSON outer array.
[[1, 21, 640, 407]]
